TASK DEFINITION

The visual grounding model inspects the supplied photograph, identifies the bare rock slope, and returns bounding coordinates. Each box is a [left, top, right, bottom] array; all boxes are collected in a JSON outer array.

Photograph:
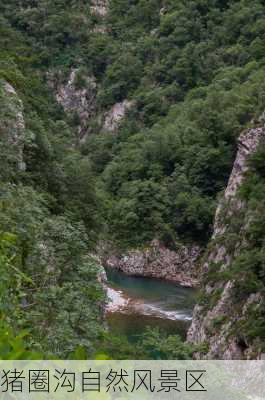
[[188, 120, 265, 359]]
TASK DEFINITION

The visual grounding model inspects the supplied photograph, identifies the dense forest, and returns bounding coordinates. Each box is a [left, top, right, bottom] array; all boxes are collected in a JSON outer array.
[[0, 0, 264, 359]]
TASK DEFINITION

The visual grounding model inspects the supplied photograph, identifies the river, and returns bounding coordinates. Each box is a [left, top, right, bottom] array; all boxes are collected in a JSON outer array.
[[105, 267, 196, 340]]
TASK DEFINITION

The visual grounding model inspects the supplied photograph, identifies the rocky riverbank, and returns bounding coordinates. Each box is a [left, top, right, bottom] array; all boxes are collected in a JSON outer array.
[[100, 239, 201, 287]]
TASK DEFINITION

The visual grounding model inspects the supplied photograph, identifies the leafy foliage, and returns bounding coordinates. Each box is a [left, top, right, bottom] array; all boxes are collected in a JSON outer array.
[[0, 0, 265, 358]]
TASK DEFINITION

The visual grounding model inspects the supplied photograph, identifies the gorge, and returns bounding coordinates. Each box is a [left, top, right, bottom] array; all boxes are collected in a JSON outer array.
[[101, 117, 265, 358], [0, 0, 265, 360]]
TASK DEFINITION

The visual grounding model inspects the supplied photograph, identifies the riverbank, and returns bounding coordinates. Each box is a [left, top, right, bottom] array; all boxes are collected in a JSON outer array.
[[100, 240, 201, 288]]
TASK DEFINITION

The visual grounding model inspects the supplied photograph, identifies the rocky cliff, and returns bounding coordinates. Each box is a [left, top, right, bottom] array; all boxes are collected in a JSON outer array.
[[48, 69, 133, 140], [47, 69, 97, 139], [0, 80, 26, 171], [90, 0, 109, 16], [101, 240, 201, 287], [103, 100, 133, 133], [188, 120, 265, 359]]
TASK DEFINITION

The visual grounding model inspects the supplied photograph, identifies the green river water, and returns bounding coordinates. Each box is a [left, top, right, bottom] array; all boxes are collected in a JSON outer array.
[[105, 268, 196, 340]]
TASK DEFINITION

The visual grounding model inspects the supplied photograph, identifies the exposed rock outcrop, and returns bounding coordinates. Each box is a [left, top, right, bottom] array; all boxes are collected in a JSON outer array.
[[103, 100, 134, 132], [0, 80, 26, 171], [187, 121, 265, 359], [214, 123, 265, 237], [90, 0, 109, 33], [90, 0, 109, 17], [101, 240, 201, 287], [49, 70, 133, 139], [48, 69, 97, 139]]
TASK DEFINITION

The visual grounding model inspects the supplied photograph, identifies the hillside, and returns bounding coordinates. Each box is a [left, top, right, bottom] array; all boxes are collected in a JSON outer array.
[[0, 0, 264, 358], [188, 120, 265, 359]]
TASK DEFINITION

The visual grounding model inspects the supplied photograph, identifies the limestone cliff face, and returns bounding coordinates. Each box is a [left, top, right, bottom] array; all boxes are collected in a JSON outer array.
[[49, 69, 133, 139], [214, 122, 265, 237], [0, 80, 26, 171], [48, 69, 97, 139], [187, 121, 265, 359], [90, 0, 109, 16], [103, 100, 134, 133], [101, 240, 201, 287]]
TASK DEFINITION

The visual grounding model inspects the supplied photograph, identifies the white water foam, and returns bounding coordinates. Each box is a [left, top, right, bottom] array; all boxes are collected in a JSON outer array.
[[106, 286, 129, 312], [130, 302, 192, 321], [106, 285, 192, 321]]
